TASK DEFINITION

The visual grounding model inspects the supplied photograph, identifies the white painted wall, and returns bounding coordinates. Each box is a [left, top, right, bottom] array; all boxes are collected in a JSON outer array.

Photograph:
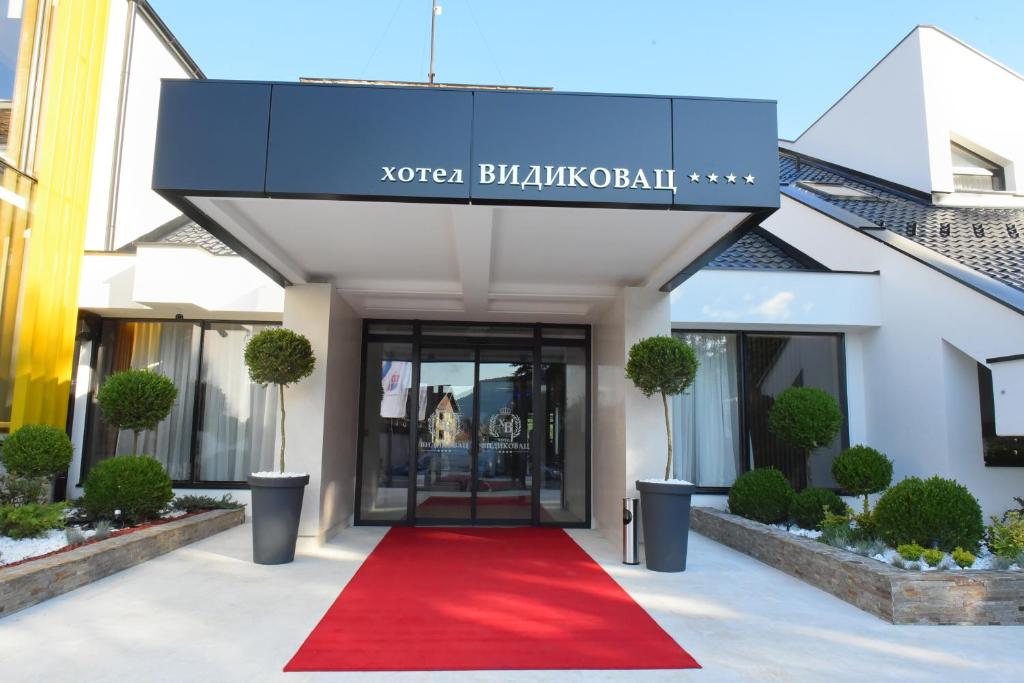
[[793, 26, 1024, 198], [592, 287, 673, 542], [78, 247, 283, 318], [85, 3, 195, 250], [672, 270, 880, 328], [792, 29, 932, 193], [762, 196, 1024, 517], [278, 284, 361, 541]]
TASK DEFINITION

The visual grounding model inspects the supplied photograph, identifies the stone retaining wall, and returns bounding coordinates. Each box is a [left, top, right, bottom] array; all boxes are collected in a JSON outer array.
[[691, 506, 1024, 625], [0, 508, 244, 618]]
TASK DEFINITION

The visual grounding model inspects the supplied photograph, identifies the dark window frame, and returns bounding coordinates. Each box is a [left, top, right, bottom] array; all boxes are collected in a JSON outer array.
[[673, 328, 849, 494], [354, 319, 592, 528], [79, 317, 281, 489]]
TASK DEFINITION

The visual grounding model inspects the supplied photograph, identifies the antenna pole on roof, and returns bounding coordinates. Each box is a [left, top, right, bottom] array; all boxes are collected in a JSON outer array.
[[428, 0, 441, 85]]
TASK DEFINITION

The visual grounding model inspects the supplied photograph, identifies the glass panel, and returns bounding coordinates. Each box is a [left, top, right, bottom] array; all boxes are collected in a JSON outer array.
[[477, 348, 533, 521], [744, 334, 844, 489], [674, 333, 741, 488], [415, 348, 474, 519], [196, 323, 278, 481], [541, 346, 587, 523], [367, 322, 412, 335], [421, 324, 533, 338], [0, 0, 24, 154], [978, 363, 1024, 466], [359, 341, 414, 521], [85, 321, 200, 481], [542, 327, 587, 339]]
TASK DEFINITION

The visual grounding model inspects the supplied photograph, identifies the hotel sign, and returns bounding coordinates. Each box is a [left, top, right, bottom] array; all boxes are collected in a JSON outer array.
[[154, 80, 779, 211]]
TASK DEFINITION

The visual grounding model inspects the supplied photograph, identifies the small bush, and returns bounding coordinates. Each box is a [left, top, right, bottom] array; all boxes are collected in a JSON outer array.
[[96, 370, 177, 452], [897, 543, 925, 562], [170, 494, 244, 513], [82, 456, 173, 525], [767, 387, 843, 453], [831, 445, 892, 512], [873, 476, 984, 552], [851, 510, 879, 542], [986, 511, 1024, 559], [819, 509, 853, 548], [0, 502, 66, 539], [951, 547, 976, 569], [990, 555, 1014, 571], [2, 424, 73, 478], [891, 557, 907, 570], [728, 468, 795, 524], [922, 548, 945, 568], [93, 520, 113, 541], [65, 527, 87, 545], [790, 487, 846, 530], [0, 474, 48, 506]]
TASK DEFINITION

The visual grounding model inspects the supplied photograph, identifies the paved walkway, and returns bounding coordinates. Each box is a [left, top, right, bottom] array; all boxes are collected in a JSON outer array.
[[1, 523, 1020, 682]]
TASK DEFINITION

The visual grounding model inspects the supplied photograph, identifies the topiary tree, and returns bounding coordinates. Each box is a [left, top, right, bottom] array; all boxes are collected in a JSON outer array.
[[244, 328, 316, 474], [790, 487, 847, 530], [873, 476, 984, 551], [96, 370, 177, 455], [2, 424, 73, 479], [82, 455, 173, 525], [767, 386, 842, 487], [832, 445, 893, 514], [728, 468, 795, 524], [625, 335, 699, 481]]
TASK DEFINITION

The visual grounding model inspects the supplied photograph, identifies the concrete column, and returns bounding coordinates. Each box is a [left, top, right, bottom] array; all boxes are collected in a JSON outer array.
[[279, 284, 361, 541], [593, 286, 671, 540]]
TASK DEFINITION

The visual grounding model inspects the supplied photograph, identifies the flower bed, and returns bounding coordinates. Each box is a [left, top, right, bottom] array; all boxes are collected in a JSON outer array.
[[0, 508, 244, 618], [691, 507, 1024, 625]]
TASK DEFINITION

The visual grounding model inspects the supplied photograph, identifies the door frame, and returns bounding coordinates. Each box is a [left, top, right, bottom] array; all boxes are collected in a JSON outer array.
[[354, 320, 592, 528]]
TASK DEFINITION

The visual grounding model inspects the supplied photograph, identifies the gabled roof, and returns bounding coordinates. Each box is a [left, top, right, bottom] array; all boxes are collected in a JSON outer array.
[[119, 215, 235, 255], [780, 150, 1024, 309], [707, 228, 820, 271]]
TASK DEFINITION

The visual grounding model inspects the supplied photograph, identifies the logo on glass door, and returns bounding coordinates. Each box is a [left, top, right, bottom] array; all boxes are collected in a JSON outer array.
[[488, 406, 522, 441]]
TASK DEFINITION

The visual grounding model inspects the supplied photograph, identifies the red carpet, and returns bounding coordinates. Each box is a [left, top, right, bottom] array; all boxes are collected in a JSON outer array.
[[285, 527, 700, 672]]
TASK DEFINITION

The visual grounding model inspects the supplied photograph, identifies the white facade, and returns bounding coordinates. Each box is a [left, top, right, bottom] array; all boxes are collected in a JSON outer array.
[[70, 18, 1024, 539]]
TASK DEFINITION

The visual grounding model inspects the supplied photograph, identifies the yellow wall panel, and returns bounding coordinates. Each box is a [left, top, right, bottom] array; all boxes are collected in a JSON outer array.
[[11, 0, 112, 429]]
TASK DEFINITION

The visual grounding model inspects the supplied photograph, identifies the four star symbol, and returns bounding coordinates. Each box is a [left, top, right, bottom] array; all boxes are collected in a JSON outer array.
[[684, 172, 754, 187]]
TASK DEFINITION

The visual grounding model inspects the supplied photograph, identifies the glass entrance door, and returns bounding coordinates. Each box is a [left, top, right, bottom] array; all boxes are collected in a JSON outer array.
[[414, 347, 533, 524]]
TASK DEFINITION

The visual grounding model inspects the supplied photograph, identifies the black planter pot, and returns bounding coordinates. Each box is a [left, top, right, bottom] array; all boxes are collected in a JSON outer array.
[[248, 474, 310, 565], [636, 479, 696, 572]]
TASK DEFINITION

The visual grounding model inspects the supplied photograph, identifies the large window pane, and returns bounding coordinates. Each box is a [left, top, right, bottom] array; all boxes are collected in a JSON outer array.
[[358, 341, 413, 521], [196, 323, 278, 481], [745, 334, 844, 488], [541, 345, 587, 523], [85, 321, 200, 481], [674, 333, 741, 487]]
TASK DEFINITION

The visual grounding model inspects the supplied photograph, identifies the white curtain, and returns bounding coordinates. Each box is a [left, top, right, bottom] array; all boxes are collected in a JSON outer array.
[[197, 324, 278, 480], [113, 322, 197, 480], [674, 333, 741, 487]]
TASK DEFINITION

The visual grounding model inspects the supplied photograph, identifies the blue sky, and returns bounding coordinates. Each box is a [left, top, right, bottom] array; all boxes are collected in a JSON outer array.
[[150, 0, 1024, 140]]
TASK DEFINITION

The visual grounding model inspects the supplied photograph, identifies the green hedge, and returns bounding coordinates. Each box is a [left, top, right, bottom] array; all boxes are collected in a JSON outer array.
[[874, 476, 984, 551], [790, 487, 847, 530], [82, 456, 173, 525], [728, 468, 794, 524], [2, 424, 73, 478]]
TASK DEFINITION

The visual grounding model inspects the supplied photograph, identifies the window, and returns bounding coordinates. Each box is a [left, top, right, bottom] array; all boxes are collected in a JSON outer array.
[[797, 181, 876, 199], [674, 331, 847, 490], [978, 363, 1023, 466], [83, 319, 279, 485], [951, 142, 1005, 192]]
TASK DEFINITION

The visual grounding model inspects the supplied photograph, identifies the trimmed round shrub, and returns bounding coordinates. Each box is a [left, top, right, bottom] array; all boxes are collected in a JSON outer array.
[[82, 456, 173, 525], [97, 370, 177, 435], [790, 487, 847, 530], [832, 445, 893, 497], [768, 387, 842, 452], [728, 468, 795, 524], [2, 424, 73, 478], [873, 476, 984, 551], [244, 328, 316, 387]]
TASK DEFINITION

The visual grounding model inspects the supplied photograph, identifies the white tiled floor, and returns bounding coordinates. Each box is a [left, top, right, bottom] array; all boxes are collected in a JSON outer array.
[[1, 523, 1020, 682]]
